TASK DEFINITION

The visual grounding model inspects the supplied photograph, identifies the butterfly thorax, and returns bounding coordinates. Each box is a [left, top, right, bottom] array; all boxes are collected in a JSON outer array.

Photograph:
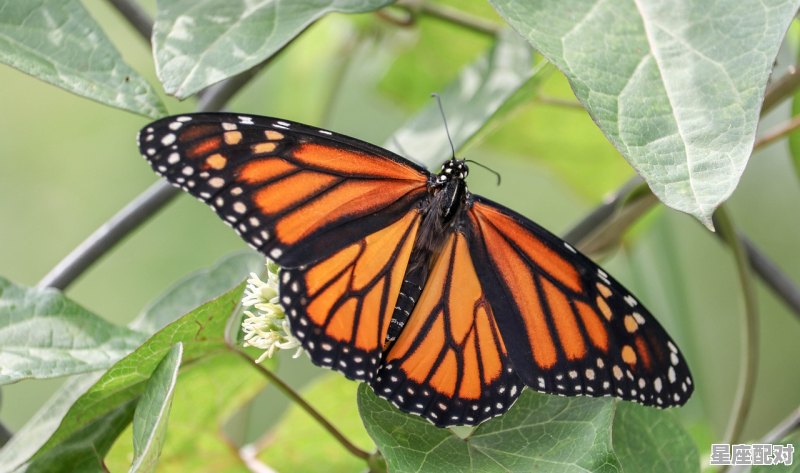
[[432, 158, 470, 221]]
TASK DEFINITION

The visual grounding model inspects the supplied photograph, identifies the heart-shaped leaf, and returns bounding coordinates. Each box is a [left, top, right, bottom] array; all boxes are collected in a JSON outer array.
[[359, 385, 698, 473], [489, 0, 800, 228], [359, 386, 621, 473], [613, 402, 699, 473]]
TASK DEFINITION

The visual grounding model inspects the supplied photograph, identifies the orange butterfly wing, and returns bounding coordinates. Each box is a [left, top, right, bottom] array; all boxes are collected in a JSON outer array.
[[281, 209, 422, 381], [371, 232, 523, 426], [140, 113, 430, 382], [139, 113, 429, 268], [466, 196, 693, 407]]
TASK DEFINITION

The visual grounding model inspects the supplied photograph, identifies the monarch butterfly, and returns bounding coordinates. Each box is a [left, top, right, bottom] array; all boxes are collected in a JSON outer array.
[[138, 112, 693, 427]]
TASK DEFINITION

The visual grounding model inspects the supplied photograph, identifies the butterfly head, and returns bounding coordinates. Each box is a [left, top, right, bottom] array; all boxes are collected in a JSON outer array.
[[435, 158, 469, 186]]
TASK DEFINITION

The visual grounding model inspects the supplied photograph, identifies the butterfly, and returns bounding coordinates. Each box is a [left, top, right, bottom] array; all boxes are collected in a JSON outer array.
[[138, 112, 693, 427]]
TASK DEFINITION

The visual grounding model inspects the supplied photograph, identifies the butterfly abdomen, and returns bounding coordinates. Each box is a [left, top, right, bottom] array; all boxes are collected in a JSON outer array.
[[387, 265, 426, 342]]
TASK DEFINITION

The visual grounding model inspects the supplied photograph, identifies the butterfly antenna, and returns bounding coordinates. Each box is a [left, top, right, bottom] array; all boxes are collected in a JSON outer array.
[[431, 93, 457, 160], [464, 159, 502, 186]]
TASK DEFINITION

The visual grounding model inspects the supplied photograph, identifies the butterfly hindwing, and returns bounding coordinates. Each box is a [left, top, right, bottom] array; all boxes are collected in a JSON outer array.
[[466, 196, 693, 407], [280, 209, 422, 382], [138, 113, 429, 268], [371, 232, 524, 426]]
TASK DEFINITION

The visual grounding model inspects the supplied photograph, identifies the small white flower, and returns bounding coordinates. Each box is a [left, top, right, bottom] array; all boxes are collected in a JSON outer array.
[[241, 262, 303, 362]]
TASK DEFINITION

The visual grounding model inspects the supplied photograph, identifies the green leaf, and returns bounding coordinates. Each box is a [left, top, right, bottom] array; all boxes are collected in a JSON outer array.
[[129, 343, 183, 473], [613, 403, 699, 473], [0, 277, 146, 385], [0, 254, 261, 471], [24, 399, 138, 473], [359, 386, 621, 473], [131, 251, 265, 333], [488, 0, 800, 228], [0, 0, 165, 118], [106, 353, 270, 472], [28, 282, 246, 464], [0, 373, 102, 472], [260, 374, 375, 473], [153, 0, 394, 99], [385, 29, 542, 170]]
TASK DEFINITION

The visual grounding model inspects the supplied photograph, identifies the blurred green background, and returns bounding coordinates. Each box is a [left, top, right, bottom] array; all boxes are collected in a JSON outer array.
[[0, 0, 798, 462]]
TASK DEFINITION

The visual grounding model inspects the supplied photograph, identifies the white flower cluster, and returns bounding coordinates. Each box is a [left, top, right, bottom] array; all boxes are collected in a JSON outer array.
[[241, 262, 302, 363]]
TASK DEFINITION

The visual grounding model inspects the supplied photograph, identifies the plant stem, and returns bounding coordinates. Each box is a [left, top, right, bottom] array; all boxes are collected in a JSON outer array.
[[107, 0, 152, 40], [753, 114, 800, 150], [394, 0, 502, 36], [739, 234, 800, 318], [725, 407, 800, 473], [761, 66, 800, 115], [760, 406, 800, 444], [535, 95, 585, 110], [229, 347, 371, 461], [0, 421, 11, 448], [714, 206, 759, 448], [39, 0, 276, 290], [37, 181, 178, 289], [562, 177, 800, 321]]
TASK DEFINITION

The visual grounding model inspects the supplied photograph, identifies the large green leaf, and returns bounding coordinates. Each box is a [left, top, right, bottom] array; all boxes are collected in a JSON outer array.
[[0, 373, 102, 472], [613, 403, 699, 473], [385, 29, 542, 170], [0, 0, 165, 118], [24, 400, 138, 473], [359, 386, 621, 473], [489, 0, 800, 228], [129, 343, 183, 473], [360, 386, 698, 473], [27, 282, 246, 464], [0, 254, 261, 471], [153, 0, 394, 99], [0, 277, 146, 385], [106, 353, 271, 471]]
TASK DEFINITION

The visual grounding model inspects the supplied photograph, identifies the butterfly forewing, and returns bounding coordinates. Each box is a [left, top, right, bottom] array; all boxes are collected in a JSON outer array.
[[138, 113, 429, 268], [466, 196, 693, 407]]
